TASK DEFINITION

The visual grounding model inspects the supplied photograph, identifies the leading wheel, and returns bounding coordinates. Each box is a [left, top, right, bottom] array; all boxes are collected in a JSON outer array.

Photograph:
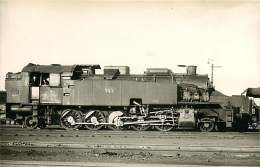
[[24, 116, 38, 129], [60, 109, 82, 130], [84, 111, 105, 130], [199, 118, 215, 132]]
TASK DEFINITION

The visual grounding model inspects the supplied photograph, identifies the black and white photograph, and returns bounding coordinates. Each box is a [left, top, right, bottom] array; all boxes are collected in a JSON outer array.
[[0, 0, 260, 166]]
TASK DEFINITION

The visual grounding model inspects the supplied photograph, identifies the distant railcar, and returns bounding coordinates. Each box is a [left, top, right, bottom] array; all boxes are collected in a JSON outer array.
[[4, 63, 256, 131], [0, 91, 6, 123]]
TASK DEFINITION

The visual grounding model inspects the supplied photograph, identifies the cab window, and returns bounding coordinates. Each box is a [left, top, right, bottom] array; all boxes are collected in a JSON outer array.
[[41, 73, 50, 86], [30, 73, 40, 86], [49, 73, 60, 86]]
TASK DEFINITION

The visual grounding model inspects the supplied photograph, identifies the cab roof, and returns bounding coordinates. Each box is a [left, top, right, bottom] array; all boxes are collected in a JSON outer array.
[[22, 63, 101, 73]]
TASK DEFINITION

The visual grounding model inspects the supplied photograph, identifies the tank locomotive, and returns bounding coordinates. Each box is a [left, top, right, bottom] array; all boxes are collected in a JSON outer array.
[[5, 63, 253, 131]]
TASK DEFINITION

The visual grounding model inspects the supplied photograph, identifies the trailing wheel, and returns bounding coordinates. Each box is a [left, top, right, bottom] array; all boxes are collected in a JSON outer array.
[[154, 123, 173, 132], [60, 109, 82, 130], [24, 116, 38, 129], [199, 118, 215, 132], [84, 110, 105, 130]]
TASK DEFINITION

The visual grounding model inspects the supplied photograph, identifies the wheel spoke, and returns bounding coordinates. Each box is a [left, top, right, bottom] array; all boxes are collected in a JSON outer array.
[[60, 109, 82, 130], [84, 111, 105, 130]]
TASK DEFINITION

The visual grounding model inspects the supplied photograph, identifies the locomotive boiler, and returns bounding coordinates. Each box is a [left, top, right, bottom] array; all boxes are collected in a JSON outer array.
[[5, 63, 253, 131]]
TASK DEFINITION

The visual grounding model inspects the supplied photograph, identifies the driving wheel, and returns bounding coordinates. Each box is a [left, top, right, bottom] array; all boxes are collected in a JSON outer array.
[[84, 111, 105, 130], [60, 109, 82, 130]]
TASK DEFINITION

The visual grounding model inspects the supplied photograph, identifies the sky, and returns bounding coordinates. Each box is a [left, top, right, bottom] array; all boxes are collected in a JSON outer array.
[[0, 0, 260, 103]]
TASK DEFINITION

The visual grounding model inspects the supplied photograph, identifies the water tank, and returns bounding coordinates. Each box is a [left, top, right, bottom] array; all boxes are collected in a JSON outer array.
[[186, 66, 197, 75]]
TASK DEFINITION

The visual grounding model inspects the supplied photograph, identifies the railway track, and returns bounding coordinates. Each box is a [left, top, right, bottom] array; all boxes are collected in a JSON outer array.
[[1, 126, 259, 138], [1, 140, 260, 153], [4, 160, 257, 167], [1, 160, 258, 167], [1, 132, 259, 142]]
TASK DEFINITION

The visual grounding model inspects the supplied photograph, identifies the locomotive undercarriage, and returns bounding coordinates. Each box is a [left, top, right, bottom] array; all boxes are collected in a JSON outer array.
[[59, 108, 177, 132], [56, 104, 218, 132], [8, 103, 220, 132]]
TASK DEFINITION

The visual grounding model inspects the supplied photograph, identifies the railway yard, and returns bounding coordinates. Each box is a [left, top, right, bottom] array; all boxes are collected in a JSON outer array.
[[0, 126, 260, 167]]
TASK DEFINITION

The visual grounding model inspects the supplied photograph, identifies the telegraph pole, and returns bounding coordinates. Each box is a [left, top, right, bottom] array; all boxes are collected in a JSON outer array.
[[208, 58, 221, 86]]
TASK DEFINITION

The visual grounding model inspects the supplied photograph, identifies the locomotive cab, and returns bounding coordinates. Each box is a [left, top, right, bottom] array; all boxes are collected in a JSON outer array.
[[29, 72, 61, 103]]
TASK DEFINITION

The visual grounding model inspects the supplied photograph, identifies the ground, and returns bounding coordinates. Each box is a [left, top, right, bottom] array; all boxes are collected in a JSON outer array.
[[0, 126, 260, 166]]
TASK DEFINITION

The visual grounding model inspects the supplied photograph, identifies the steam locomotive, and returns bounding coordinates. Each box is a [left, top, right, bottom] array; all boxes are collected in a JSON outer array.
[[5, 63, 256, 131]]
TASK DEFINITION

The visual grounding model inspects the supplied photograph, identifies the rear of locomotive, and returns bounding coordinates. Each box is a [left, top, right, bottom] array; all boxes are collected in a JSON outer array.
[[5, 63, 82, 128], [5, 71, 31, 125]]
